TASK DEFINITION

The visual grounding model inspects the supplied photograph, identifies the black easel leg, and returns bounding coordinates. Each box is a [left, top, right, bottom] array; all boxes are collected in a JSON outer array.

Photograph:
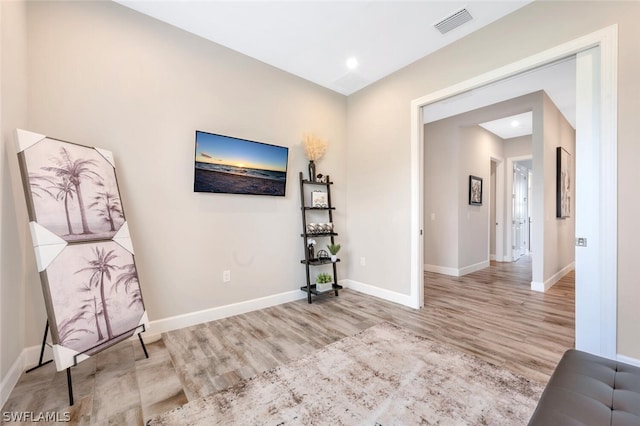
[[67, 367, 74, 406], [26, 320, 53, 373], [138, 333, 149, 359]]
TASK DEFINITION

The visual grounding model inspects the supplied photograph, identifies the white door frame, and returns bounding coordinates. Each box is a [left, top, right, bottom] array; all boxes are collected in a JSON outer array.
[[505, 155, 533, 264], [490, 156, 505, 263], [410, 25, 617, 358]]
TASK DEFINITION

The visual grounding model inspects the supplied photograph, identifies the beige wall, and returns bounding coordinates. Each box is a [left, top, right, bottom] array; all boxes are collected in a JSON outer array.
[[348, 1, 640, 358], [18, 1, 347, 351], [1, 0, 29, 381], [424, 93, 538, 273], [504, 135, 533, 159], [423, 91, 574, 279], [458, 126, 503, 269], [2, 0, 639, 381], [541, 92, 576, 284]]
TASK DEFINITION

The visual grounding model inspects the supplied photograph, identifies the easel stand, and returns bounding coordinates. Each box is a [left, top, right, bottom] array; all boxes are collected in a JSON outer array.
[[26, 320, 149, 406]]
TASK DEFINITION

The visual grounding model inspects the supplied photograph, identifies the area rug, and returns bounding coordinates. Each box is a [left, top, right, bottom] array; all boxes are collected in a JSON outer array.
[[150, 322, 543, 425]]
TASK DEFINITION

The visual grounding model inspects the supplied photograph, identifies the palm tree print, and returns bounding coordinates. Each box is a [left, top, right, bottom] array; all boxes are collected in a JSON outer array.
[[76, 247, 119, 340], [28, 173, 54, 199], [50, 177, 77, 235], [89, 182, 123, 232], [114, 264, 143, 309], [41, 147, 101, 235], [30, 172, 78, 235], [57, 311, 92, 344], [78, 282, 105, 342]]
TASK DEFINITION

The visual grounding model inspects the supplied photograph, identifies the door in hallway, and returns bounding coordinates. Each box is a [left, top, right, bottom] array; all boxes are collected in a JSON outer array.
[[512, 163, 529, 260]]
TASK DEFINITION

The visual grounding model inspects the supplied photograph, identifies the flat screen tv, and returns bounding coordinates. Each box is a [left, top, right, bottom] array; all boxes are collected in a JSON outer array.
[[194, 130, 289, 196]]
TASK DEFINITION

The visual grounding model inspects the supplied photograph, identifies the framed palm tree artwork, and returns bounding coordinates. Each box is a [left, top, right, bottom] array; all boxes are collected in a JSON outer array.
[[17, 130, 125, 243], [16, 129, 148, 371]]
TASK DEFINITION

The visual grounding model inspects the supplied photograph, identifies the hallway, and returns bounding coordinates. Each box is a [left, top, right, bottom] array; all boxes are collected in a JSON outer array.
[[423, 255, 575, 383]]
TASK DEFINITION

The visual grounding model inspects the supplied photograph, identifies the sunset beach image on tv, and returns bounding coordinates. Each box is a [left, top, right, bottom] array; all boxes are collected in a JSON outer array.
[[194, 131, 289, 196]]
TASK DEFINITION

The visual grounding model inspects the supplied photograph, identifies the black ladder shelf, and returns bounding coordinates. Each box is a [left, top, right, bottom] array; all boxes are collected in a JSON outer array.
[[299, 172, 343, 303]]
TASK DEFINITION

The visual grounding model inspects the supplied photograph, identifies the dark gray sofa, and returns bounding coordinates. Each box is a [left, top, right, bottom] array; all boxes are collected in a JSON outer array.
[[528, 349, 640, 425]]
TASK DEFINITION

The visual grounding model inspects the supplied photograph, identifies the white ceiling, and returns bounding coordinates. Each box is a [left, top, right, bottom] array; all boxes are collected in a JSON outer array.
[[479, 111, 533, 140], [424, 56, 576, 138], [114, 0, 575, 136], [114, 0, 533, 95]]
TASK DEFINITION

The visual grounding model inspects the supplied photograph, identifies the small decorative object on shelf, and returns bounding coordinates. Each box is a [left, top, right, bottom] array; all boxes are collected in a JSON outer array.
[[317, 249, 330, 260], [299, 172, 342, 303], [312, 191, 328, 208], [308, 161, 316, 183], [307, 239, 316, 259], [316, 272, 333, 292], [302, 133, 327, 182], [327, 243, 341, 262]]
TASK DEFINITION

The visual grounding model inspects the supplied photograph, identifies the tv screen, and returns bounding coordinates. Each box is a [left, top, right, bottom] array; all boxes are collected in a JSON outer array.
[[194, 130, 289, 196]]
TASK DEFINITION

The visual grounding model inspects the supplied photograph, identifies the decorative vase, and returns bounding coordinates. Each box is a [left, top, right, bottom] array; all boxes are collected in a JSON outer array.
[[308, 160, 316, 182], [316, 282, 333, 292], [331, 254, 337, 262]]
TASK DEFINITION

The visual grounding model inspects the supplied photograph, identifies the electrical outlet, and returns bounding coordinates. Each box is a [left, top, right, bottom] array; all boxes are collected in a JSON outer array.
[[360, 257, 366, 266], [223, 270, 231, 282]]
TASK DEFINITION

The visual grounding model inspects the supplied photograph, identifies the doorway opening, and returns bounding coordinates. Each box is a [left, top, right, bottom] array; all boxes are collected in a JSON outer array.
[[410, 25, 618, 359]]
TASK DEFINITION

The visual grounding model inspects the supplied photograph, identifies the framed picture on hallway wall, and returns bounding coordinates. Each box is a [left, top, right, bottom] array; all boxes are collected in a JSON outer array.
[[469, 175, 483, 206], [556, 147, 571, 218]]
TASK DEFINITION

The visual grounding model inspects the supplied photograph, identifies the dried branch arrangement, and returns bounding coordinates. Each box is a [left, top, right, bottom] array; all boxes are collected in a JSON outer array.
[[302, 133, 328, 161]]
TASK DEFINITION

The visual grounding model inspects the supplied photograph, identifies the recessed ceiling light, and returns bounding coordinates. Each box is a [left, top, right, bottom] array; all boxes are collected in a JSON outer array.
[[511, 120, 520, 128], [346, 57, 358, 70]]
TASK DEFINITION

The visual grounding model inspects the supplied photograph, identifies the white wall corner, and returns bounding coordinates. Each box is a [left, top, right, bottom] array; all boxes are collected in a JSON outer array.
[[341, 279, 415, 308], [458, 260, 490, 276], [0, 353, 23, 409], [0, 345, 50, 409], [531, 261, 575, 292], [424, 260, 489, 277], [424, 264, 460, 277]]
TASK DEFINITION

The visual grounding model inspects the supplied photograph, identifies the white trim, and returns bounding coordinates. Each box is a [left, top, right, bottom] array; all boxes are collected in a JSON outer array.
[[597, 24, 618, 360], [531, 262, 575, 292], [424, 264, 460, 277], [459, 260, 490, 276], [341, 279, 414, 307], [411, 25, 617, 358], [146, 290, 306, 338], [490, 254, 496, 261], [492, 156, 505, 263], [1, 353, 24, 409], [410, 102, 425, 309], [505, 154, 533, 265], [2, 291, 307, 404], [424, 260, 489, 277], [617, 354, 640, 368], [0, 345, 49, 408]]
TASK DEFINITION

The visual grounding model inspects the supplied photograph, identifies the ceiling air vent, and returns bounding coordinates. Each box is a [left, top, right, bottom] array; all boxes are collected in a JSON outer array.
[[434, 8, 473, 35]]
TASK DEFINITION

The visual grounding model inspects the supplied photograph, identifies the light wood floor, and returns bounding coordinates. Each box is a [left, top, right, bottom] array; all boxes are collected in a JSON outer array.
[[2, 256, 574, 424]]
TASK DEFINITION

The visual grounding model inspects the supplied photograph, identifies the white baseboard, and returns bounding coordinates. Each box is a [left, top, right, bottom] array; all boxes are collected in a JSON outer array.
[[459, 260, 490, 276], [490, 254, 496, 261], [146, 289, 306, 338], [1, 290, 306, 406], [0, 344, 49, 409], [617, 354, 640, 367], [1, 352, 24, 409], [531, 262, 575, 292], [424, 264, 459, 276], [341, 279, 415, 308], [424, 260, 490, 277]]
